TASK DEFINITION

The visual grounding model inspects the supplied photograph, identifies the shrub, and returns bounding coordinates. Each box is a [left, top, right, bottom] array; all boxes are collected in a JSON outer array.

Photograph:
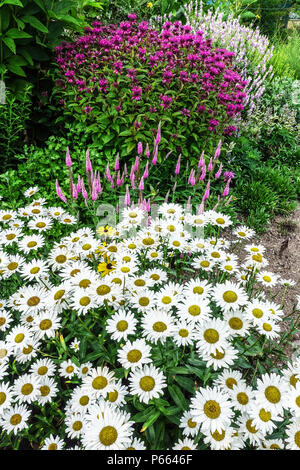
[[0, 83, 32, 170], [51, 15, 248, 164]]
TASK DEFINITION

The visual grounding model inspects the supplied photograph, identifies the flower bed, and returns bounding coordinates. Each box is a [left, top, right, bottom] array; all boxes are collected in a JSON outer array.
[[0, 190, 300, 450]]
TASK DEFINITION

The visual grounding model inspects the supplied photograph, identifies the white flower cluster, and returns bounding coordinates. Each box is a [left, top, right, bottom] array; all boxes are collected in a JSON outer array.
[[0, 197, 299, 450]]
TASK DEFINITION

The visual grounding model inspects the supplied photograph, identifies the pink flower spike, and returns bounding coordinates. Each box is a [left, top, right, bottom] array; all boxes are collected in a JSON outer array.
[[187, 195, 191, 210], [145, 143, 150, 158], [198, 201, 205, 214], [116, 171, 122, 187], [143, 162, 149, 179], [164, 189, 170, 203], [155, 122, 161, 145], [55, 180, 67, 203], [225, 195, 233, 206], [152, 147, 158, 165], [124, 163, 128, 177], [72, 183, 78, 199], [198, 151, 205, 168], [203, 181, 210, 201], [106, 163, 112, 181], [65, 147, 72, 168], [134, 156, 139, 172], [76, 176, 82, 193], [86, 149, 92, 173], [131, 173, 135, 189], [208, 157, 213, 172], [173, 181, 177, 192], [222, 183, 230, 197], [114, 153, 120, 172], [214, 140, 222, 160], [91, 181, 98, 201], [199, 163, 206, 181], [175, 154, 181, 176], [138, 177, 144, 191], [215, 163, 223, 179], [138, 142, 143, 155], [125, 185, 131, 206]]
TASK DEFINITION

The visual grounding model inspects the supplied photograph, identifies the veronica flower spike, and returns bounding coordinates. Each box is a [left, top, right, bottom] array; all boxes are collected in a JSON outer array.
[[65, 147, 72, 168]]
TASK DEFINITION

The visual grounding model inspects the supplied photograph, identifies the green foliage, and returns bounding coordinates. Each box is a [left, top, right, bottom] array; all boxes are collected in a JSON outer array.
[[0, 83, 32, 170], [271, 30, 300, 80], [232, 164, 300, 232], [0, 0, 104, 90]]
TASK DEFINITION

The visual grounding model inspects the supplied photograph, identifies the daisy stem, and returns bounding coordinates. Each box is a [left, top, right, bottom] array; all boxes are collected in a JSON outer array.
[[280, 286, 288, 309]]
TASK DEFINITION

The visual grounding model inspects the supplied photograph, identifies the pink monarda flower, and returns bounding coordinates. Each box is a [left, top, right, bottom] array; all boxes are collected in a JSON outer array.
[[65, 147, 72, 168], [55, 180, 67, 203], [175, 154, 181, 176], [86, 149, 92, 173]]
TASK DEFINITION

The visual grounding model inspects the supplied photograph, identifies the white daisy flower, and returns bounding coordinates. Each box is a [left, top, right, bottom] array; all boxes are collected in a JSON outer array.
[[177, 295, 212, 324], [82, 404, 134, 450], [255, 372, 289, 415], [190, 386, 234, 434], [36, 377, 59, 405], [117, 338, 152, 370], [81, 366, 116, 399], [41, 434, 65, 450], [0, 382, 14, 415], [173, 320, 196, 347], [141, 309, 176, 344], [211, 281, 248, 313], [196, 318, 231, 356], [179, 410, 201, 437], [128, 364, 167, 404], [172, 437, 197, 450], [0, 403, 31, 435], [285, 417, 300, 450], [106, 309, 138, 342]]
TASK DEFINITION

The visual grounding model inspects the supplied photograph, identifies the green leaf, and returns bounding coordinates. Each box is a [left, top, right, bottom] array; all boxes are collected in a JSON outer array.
[[132, 407, 155, 423], [18, 48, 34, 66], [3, 37, 16, 54], [7, 63, 26, 77], [141, 411, 160, 432], [1, 6, 11, 30], [6, 28, 32, 39], [32, 0, 46, 12], [168, 384, 188, 411], [174, 376, 195, 394], [7, 54, 27, 66], [0, 0, 23, 6], [22, 15, 49, 33]]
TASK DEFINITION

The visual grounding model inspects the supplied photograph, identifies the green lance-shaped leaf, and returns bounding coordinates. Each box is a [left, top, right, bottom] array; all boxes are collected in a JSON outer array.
[[22, 15, 49, 33]]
